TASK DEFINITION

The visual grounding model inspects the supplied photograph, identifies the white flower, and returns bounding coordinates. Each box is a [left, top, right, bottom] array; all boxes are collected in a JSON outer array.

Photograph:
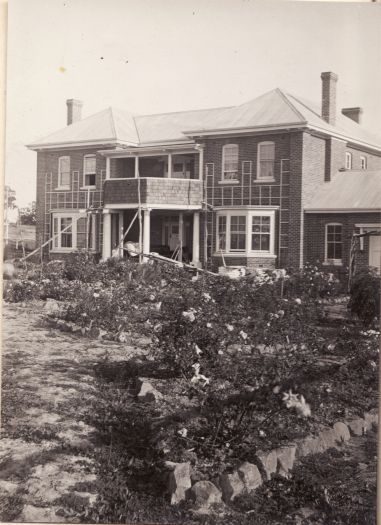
[[240, 330, 248, 340], [277, 310, 285, 318], [93, 292, 100, 298], [282, 389, 311, 417], [259, 430, 266, 437], [203, 292, 212, 302], [218, 350, 224, 355], [182, 310, 196, 322], [195, 344, 203, 355], [295, 298, 302, 305], [149, 294, 156, 301], [191, 363, 210, 386], [206, 322, 212, 328], [327, 344, 335, 351], [226, 324, 234, 332], [178, 428, 188, 438]]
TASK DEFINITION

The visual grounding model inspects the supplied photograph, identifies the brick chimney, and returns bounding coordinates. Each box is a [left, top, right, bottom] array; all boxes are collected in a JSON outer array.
[[341, 107, 362, 124], [321, 72, 338, 125], [66, 99, 83, 125]]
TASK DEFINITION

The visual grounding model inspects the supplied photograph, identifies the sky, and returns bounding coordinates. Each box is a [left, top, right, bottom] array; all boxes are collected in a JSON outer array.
[[5, 0, 381, 207]]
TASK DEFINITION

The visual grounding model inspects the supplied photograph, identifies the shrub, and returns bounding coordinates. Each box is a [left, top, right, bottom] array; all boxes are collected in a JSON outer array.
[[349, 269, 380, 326]]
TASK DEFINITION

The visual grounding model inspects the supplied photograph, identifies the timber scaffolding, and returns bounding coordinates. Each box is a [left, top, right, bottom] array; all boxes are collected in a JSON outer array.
[[39, 158, 291, 268]]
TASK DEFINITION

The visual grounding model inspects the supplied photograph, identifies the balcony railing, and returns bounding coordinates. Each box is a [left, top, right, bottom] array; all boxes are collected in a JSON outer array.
[[103, 178, 202, 207]]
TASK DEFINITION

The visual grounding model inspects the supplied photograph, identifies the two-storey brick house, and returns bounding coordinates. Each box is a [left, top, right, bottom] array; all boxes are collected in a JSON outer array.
[[27, 72, 381, 273]]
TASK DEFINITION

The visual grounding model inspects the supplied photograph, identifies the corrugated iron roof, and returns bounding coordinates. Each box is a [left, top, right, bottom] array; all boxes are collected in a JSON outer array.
[[305, 171, 381, 211], [27, 88, 381, 151]]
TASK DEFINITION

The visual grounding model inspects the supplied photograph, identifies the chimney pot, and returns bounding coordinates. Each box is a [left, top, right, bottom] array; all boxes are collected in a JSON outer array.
[[66, 99, 83, 125], [321, 72, 338, 126], [341, 107, 363, 124]]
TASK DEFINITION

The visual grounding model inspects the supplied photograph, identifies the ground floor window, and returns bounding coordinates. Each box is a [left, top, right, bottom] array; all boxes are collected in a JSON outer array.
[[325, 223, 343, 264], [215, 209, 276, 256], [51, 212, 87, 252]]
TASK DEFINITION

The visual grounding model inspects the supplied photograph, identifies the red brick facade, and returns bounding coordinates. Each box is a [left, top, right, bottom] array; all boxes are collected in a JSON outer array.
[[33, 123, 381, 270]]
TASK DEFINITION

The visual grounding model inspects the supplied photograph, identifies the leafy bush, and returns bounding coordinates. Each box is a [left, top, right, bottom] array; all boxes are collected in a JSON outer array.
[[349, 269, 380, 326]]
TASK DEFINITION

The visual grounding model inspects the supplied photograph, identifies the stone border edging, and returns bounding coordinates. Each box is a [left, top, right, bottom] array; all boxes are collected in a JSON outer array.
[[167, 409, 378, 513]]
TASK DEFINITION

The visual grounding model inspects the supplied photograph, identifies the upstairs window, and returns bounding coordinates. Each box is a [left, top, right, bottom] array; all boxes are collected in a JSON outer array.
[[84, 155, 96, 187], [58, 156, 70, 188], [257, 142, 275, 180], [360, 156, 367, 170], [345, 152, 352, 170], [325, 223, 343, 264], [222, 144, 239, 181]]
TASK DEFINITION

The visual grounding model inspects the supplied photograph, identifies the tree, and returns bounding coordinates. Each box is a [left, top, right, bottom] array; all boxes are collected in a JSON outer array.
[[19, 201, 36, 225], [4, 185, 16, 210]]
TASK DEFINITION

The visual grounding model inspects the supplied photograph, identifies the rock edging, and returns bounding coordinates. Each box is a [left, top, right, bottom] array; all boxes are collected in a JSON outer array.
[[167, 409, 378, 512]]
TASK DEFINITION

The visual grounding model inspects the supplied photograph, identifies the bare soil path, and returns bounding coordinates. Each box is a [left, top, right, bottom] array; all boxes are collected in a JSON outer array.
[[0, 302, 144, 523]]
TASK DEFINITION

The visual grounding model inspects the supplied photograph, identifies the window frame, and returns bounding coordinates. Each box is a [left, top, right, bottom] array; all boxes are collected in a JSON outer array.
[[257, 141, 275, 181], [345, 152, 352, 170], [215, 209, 276, 256], [324, 223, 343, 265], [50, 212, 85, 253], [58, 156, 71, 189], [221, 144, 239, 183], [360, 156, 367, 170], [83, 154, 97, 188]]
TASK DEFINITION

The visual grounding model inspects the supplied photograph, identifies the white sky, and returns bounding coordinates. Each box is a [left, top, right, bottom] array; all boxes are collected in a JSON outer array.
[[5, 0, 381, 206]]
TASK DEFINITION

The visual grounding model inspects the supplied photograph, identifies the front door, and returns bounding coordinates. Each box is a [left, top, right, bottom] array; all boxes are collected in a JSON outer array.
[[163, 218, 181, 251], [369, 234, 381, 273]]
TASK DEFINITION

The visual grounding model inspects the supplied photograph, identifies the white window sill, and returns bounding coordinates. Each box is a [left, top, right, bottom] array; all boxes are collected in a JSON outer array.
[[323, 260, 343, 266], [50, 248, 75, 253], [254, 178, 275, 184], [55, 187, 70, 191], [213, 252, 276, 258], [80, 186, 96, 190], [218, 180, 239, 185]]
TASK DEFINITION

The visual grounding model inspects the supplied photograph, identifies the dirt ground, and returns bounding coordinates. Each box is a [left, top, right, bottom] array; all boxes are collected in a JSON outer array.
[[0, 302, 144, 523], [0, 301, 378, 525]]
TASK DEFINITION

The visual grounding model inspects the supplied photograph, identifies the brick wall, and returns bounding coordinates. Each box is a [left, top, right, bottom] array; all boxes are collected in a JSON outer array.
[[104, 178, 202, 206], [35, 146, 113, 254], [304, 211, 381, 271], [346, 146, 381, 171]]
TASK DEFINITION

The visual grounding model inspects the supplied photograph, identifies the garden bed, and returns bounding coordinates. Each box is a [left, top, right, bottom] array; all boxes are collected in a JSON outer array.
[[3, 252, 379, 521]]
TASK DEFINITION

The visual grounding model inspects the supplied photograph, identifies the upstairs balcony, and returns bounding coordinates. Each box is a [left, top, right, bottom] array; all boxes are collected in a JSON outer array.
[[103, 150, 203, 209], [104, 177, 202, 208]]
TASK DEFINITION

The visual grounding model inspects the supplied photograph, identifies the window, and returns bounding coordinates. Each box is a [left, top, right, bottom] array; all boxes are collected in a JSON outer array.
[[52, 215, 74, 251], [345, 152, 352, 170], [252, 216, 270, 251], [217, 215, 227, 251], [257, 142, 275, 180], [215, 210, 275, 255], [360, 156, 367, 170], [325, 223, 343, 263], [230, 216, 246, 251], [58, 156, 70, 188], [84, 155, 96, 187], [222, 144, 239, 181]]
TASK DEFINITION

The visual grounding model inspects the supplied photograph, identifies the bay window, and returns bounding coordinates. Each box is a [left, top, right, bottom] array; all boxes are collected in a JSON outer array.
[[252, 216, 270, 251], [230, 216, 246, 251], [215, 209, 275, 256]]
